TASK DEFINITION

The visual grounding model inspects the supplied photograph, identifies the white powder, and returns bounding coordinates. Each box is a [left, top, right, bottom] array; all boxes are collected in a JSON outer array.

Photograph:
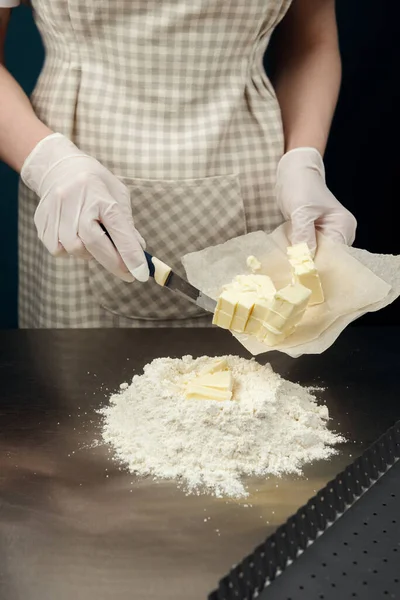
[[100, 355, 344, 498]]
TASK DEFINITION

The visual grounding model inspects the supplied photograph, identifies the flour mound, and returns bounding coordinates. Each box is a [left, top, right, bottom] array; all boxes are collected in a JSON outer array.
[[100, 356, 344, 498]]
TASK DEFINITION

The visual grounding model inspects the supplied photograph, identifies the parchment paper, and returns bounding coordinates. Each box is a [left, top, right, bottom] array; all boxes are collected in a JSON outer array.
[[182, 223, 399, 357]]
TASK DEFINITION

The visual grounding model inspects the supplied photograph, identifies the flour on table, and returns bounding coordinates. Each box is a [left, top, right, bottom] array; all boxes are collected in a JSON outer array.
[[100, 356, 344, 498]]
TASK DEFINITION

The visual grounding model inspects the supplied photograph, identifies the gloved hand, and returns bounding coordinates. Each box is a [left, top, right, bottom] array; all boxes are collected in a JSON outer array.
[[21, 133, 149, 283], [275, 147, 357, 253]]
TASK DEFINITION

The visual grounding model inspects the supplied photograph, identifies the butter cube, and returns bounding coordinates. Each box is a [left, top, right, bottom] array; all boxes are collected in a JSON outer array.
[[264, 309, 287, 331], [230, 274, 275, 298], [230, 292, 257, 332], [263, 325, 295, 347], [286, 309, 306, 330], [287, 243, 324, 305], [185, 370, 234, 401], [212, 310, 233, 329], [251, 299, 271, 321], [257, 276, 276, 299], [198, 358, 228, 376], [230, 315, 248, 333], [292, 258, 315, 273], [195, 371, 233, 391], [255, 323, 279, 343], [287, 242, 310, 260], [268, 283, 311, 318], [185, 383, 232, 401], [214, 274, 279, 338], [227, 275, 255, 293], [245, 316, 264, 336], [234, 292, 257, 320], [265, 307, 307, 332], [255, 324, 268, 342], [246, 255, 262, 272], [294, 270, 324, 305], [186, 362, 234, 401], [216, 290, 238, 316]]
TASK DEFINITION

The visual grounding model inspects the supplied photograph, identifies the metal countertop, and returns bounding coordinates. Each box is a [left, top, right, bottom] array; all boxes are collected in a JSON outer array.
[[0, 327, 399, 600]]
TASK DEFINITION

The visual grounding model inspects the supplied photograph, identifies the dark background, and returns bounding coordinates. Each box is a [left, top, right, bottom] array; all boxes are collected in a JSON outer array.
[[0, 0, 398, 328]]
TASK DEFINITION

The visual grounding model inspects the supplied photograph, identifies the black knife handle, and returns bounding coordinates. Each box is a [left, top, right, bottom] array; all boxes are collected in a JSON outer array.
[[100, 223, 156, 279], [144, 251, 156, 278]]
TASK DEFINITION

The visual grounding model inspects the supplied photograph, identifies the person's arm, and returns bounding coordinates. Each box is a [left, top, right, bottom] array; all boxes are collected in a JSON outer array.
[[272, 0, 341, 155], [270, 0, 356, 251], [0, 7, 52, 171], [0, 7, 149, 282]]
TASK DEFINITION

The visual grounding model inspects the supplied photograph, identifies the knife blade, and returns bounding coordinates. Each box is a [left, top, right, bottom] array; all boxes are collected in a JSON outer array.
[[144, 252, 217, 313], [99, 224, 216, 313]]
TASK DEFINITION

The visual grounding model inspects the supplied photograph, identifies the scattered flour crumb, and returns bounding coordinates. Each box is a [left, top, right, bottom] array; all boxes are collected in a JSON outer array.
[[120, 382, 129, 390], [100, 355, 344, 498]]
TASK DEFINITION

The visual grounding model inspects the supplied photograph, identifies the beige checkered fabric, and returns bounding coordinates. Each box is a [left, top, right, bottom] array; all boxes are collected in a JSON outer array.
[[19, 0, 291, 328]]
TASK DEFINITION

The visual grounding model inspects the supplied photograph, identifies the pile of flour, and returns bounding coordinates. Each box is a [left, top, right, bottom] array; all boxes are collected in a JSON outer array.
[[100, 356, 344, 498]]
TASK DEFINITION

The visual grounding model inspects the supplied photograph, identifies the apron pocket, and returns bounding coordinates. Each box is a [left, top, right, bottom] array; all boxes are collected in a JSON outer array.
[[88, 173, 247, 321]]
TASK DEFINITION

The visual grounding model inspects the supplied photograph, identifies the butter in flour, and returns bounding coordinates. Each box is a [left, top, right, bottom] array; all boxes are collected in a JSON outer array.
[[100, 355, 345, 498], [185, 358, 234, 401]]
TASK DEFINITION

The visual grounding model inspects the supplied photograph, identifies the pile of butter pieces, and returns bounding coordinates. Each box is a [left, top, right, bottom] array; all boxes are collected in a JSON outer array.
[[212, 242, 324, 346], [184, 358, 234, 401]]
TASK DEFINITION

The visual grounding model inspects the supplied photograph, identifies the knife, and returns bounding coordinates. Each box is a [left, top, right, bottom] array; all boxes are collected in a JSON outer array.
[[99, 224, 216, 313], [144, 252, 217, 313]]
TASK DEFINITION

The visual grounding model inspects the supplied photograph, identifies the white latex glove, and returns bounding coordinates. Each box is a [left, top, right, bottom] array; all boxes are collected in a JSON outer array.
[[21, 133, 149, 283], [275, 147, 357, 253]]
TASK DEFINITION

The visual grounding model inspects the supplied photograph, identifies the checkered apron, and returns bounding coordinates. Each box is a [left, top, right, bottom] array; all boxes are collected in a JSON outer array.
[[19, 0, 291, 328]]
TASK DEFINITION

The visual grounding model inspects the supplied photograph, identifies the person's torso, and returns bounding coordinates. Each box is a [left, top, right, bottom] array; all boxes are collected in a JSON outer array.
[[30, 0, 291, 183], [22, 0, 293, 324]]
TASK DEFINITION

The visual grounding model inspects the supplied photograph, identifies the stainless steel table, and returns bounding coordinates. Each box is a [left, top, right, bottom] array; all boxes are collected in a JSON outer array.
[[0, 327, 399, 600]]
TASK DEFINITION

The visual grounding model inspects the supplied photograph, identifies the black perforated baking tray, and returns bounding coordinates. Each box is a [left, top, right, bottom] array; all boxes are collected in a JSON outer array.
[[209, 421, 400, 600]]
